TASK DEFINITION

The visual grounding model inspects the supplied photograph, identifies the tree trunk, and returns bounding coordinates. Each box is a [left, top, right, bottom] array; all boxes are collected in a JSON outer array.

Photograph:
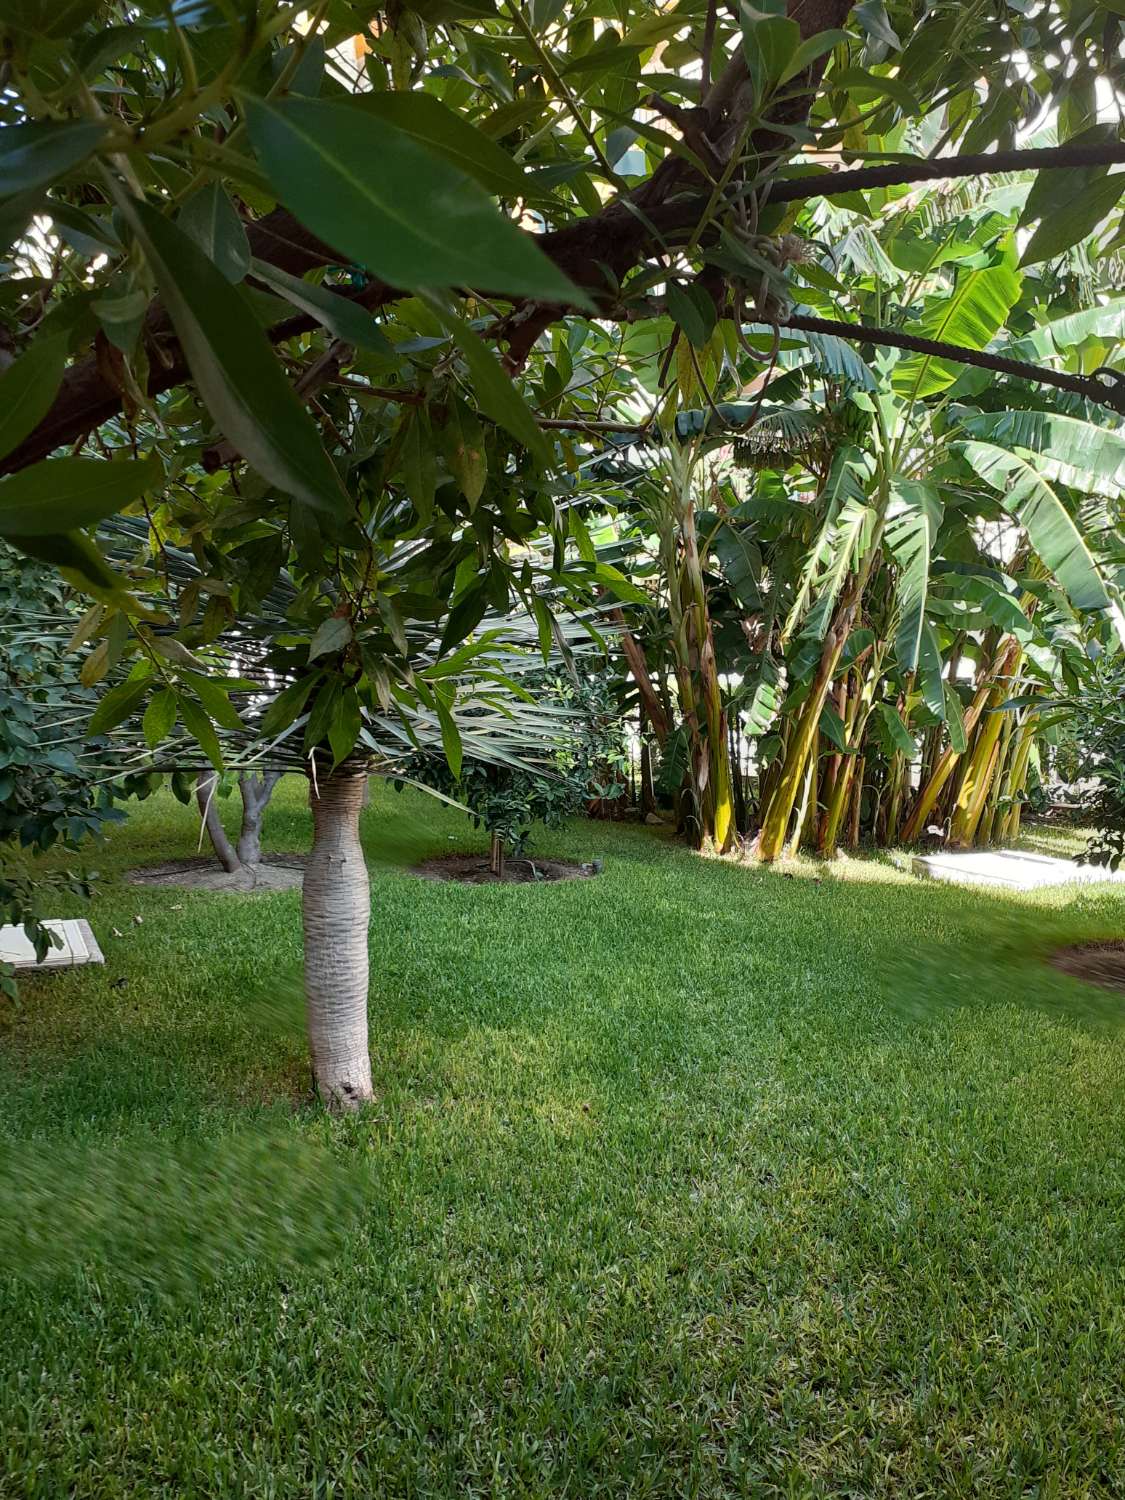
[[236, 770, 281, 867], [489, 832, 507, 879], [303, 768, 373, 1112], [196, 772, 242, 874]]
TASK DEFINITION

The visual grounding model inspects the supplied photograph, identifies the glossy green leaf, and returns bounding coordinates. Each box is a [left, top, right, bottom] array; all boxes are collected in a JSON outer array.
[[960, 409, 1125, 490], [876, 702, 914, 757], [119, 195, 349, 519], [0, 335, 66, 463], [179, 695, 224, 771], [435, 689, 463, 779], [960, 441, 1111, 613], [178, 183, 251, 283], [142, 688, 178, 749], [259, 674, 319, 737], [250, 259, 395, 354], [886, 479, 942, 672], [181, 671, 243, 730], [918, 621, 945, 719], [1021, 172, 1125, 265], [309, 615, 354, 662], [0, 121, 107, 196], [88, 676, 149, 735], [8, 529, 131, 601], [0, 187, 43, 256], [243, 95, 589, 307], [893, 250, 1021, 397], [944, 683, 967, 752], [351, 91, 531, 201], [0, 453, 163, 536], [327, 685, 361, 767]]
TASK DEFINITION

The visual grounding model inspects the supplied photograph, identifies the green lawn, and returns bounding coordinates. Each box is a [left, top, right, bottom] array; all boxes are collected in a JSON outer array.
[[2, 781, 1124, 1498]]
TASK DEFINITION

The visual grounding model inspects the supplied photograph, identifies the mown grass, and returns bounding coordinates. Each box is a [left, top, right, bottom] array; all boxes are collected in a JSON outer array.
[[2, 779, 1124, 1498]]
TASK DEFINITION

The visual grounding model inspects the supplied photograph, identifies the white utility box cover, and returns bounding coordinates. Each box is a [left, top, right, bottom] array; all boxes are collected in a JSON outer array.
[[0, 918, 105, 970]]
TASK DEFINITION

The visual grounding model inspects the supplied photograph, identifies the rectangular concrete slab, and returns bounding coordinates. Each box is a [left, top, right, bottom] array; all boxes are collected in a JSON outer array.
[[0, 918, 105, 970], [913, 849, 1125, 890]]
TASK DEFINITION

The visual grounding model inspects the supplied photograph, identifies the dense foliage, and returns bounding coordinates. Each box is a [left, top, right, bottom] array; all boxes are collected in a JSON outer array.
[[1, 0, 1124, 1078], [402, 670, 627, 865]]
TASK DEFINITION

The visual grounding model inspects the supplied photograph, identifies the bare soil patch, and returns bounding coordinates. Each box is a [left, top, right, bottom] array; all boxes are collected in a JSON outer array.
[[1049, 940, 1125, 994], [411, 854, 596, 885], [127, 854, 307, 893]]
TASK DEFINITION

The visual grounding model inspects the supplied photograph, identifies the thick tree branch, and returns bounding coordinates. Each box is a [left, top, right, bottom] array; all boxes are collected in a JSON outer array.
[[784, 313, 1125, 413], [24, 2, 1116, 473], [768, 139, 1125, 205]]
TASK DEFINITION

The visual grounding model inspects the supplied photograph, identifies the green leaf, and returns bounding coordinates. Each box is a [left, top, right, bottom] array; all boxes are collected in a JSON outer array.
[[740, 4, 800, 96], [118, 195, 349, 520], [181, 671, 243, 730], [441, 397, 487, 507], [960, 441, 1111, 613], [918, 621, 945, 719], [309, 615, 354, 662], [592, 562, 649, 605], [853, 0, 901, 48], [178, 183, 251, 284], [350, 91, 531, 201], [250, 259, 395, 354], [0, 187, 44, 257], [424, 299, 551, 464], [143, 688, 178, 749], [439, 583, 488, 655], [944, 683, 967, 753], [179, 696, 224, 771], [0, 121, 107, 196], [8, 529, 131, 601], [892, 248, 1021, 398], [89, 677, 148, 736], [0, 334, 66, 463], [243, 95, 589, 307], [327, 685, 362, 767], [959, 409, 1125, 489], [0, 453, 163, 536], [819, 700, 849, 752], [876, 702, 914, 757], [665, 281, 714, 349], [530, 594, 553, 662], [435, 690, 463, 779], [260, 674, 319, 737], [402, 406, 436, 523], [886, 478, 942, 672], [1004, 296, 1125, 360], [1021, 173, 1125, 265], [779, 28, 849, 84]]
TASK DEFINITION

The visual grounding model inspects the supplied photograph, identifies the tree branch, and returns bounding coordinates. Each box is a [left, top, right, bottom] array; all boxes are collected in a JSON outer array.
[[784, 313, 1125, 413], [768, 139, 1125, 205]]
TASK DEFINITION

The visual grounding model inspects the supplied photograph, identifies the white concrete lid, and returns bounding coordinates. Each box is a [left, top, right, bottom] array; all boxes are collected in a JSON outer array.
[[0, 918, 105, 969]]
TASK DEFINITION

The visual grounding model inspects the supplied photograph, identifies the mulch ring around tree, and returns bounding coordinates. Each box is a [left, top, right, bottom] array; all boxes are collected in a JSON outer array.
[[411, 854, 599, 885], [1049, 940, 1125, 994], [127, 854, 307, 893]]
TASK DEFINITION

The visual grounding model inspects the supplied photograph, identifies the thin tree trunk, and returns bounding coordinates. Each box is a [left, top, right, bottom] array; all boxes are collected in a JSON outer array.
[[489, 832, 506, 879], [236, 770, 281, 867], [196, 772, 242, 874], [303, 768, 373, 1112], [611, 610, 672, 744]]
